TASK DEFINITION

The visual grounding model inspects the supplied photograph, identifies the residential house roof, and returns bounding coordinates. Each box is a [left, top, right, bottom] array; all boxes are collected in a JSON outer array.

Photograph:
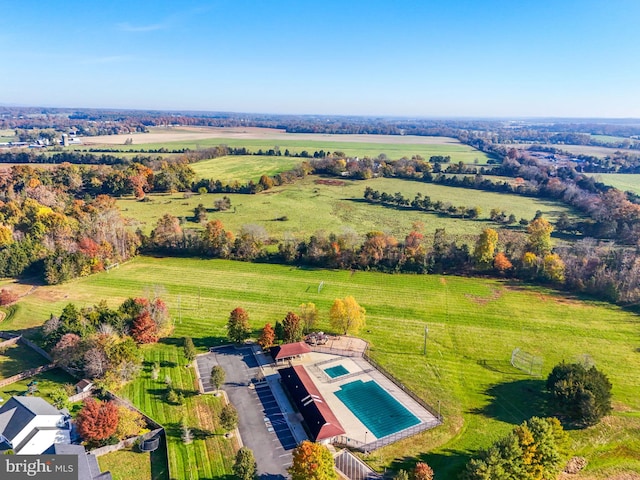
[[50, 444, 112, 480]]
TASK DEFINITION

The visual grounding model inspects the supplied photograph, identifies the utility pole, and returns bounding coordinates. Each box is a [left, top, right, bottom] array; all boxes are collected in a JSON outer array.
[[423, 325, 428, 355]]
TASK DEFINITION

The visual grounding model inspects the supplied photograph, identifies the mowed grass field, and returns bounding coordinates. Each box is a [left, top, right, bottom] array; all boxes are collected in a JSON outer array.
[[3, 257, 640, 479], [190, 155, 302, 183], [587, 173, 640, 195], [118, 342, 235, 480], [0, 342, 48, 378], [117, 175, 575, 239], [98, 449, 152, 480]]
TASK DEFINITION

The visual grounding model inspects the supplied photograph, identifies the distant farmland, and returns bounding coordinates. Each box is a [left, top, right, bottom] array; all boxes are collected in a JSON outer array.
[[587, 173, 640, 195], [79, 126, 494, 163], [117, 175, 577, 239], [191, 155, 302, 183]]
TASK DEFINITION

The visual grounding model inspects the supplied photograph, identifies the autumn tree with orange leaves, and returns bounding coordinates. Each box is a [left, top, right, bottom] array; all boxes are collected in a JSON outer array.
[[258, 323, 275, 349], [494, 252, 513, 272], [289, 441, 337, 480]]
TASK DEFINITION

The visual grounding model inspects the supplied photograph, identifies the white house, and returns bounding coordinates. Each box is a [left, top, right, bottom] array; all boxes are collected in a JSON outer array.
[[0, 396, 71, 454]]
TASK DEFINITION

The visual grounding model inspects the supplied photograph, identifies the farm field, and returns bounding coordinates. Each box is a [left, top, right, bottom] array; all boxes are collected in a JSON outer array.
[[191, 154, 302, 183], [0, 129, 16, 142], [117, 175, 576, 239], [587, 173, 640, 195], [503, 143, 627, 158], [590, 134, 632, 145], [79, 127, 494, 163], [3, 256, 639, 479]]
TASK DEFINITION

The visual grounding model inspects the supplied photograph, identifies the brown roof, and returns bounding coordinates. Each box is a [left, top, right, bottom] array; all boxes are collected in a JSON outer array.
[[279, 365, 345, 441], [75, 379, 92, 389], [270, 342, 312, 361]]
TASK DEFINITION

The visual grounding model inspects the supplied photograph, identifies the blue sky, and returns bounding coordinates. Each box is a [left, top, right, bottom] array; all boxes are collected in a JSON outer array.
[[1, 0, 639, 117]]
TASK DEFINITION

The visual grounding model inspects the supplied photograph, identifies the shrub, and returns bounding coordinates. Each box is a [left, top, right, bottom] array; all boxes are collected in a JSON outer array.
[[0, 288, 19, 306]]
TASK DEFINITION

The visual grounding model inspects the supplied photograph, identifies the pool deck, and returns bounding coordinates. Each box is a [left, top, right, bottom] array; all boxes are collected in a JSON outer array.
[[294, 352, 439, 444]]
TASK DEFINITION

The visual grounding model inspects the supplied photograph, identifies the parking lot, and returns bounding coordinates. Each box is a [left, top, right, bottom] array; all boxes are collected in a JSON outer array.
[[196, 346, 296, 478], [254, 382, 297, 450]]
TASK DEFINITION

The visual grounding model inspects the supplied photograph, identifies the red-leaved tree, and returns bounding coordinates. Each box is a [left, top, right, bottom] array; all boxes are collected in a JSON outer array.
[[413, 462, 434, 480], [131, 311, 158, 344], [0, 288, 19, 306], [76, 398, 119, 443]]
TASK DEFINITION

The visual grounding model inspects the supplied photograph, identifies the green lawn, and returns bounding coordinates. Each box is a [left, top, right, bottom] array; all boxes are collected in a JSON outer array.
[[0, 368, 77, 402], [4, 256, 640, 479], [191, 154, 302, 183], [86, 136, 494, 164], [117, 175, 576, 239], [0, 343, 49, 379], [118, 343, 236, 480], [97, 448, 156, 480], [587, 173, 640, 195]]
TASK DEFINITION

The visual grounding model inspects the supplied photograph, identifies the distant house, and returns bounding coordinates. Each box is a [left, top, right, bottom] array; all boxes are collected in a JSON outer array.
[[0, 396, 70, 454], [75, 379, 93, 394], [270, 342, 312, 364]]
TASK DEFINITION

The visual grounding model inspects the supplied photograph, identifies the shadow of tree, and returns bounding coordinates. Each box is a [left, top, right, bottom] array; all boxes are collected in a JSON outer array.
[[387, 450, 473, 479], [471, 379, 547, 425], [193, 336, 228, 350], [476, 359, 530, 376]]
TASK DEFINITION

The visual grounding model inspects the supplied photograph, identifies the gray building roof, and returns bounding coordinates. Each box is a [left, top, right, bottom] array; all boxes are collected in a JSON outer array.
[[51, 444, 112, 480], [0, 397, 64, 446], [0, 398, 37, 443]]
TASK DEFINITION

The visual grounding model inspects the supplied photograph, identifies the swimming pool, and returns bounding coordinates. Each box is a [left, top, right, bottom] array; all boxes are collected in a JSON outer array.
[[324, 365, 349, 378], [335, 379, 420, 438]]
